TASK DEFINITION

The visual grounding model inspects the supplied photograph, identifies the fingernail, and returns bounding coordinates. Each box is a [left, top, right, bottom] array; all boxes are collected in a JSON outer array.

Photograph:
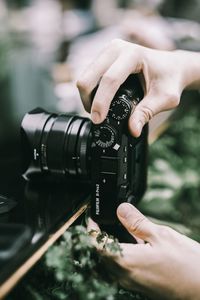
[[91, 111, 101, 124], [118, 203, 130, 219]]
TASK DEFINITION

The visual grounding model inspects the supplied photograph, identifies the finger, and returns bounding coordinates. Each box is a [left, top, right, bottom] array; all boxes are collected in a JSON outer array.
[[76, 46, 118, 112], [100, 243, 152, 293], [117, 203, 158, 243], [134, 236, 145, 244], [87, 219, 119, 251], [91, 52, 141, 123], [87, 217, 101, 234], [87, 217, 143, 244], [87, 217, 103, 248], [129, 91, 179, 137], [99, 251, 141, 292]]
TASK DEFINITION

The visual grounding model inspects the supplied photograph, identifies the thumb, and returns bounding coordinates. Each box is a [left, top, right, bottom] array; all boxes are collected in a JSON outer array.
[[129, 95, 161, 137], [129, 90, 180, 137], [117, 203, 157, 243]]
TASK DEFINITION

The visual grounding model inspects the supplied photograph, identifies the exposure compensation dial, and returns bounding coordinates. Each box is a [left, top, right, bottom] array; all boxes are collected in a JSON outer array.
[[93, 125, 116, 148]]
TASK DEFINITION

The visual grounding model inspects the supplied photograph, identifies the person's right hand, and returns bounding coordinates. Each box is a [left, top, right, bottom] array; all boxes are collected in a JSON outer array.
[[88, 204, 200, 300], [77, 39, 200, 137]]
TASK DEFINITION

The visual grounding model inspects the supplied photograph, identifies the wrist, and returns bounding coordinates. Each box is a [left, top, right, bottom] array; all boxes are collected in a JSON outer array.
[[174, 50, 200, 90]]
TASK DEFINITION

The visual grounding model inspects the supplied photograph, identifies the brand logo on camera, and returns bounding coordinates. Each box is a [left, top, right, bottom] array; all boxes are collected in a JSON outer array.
[[95, 184, 100, 215]]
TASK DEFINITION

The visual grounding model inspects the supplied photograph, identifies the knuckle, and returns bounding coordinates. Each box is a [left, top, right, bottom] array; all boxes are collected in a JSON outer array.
[[157, 225, 173, 238], [170, 95, 180, 107], [128, 217, 146, 234], [165, 93, 180, 108], [76, 78, 90, 95], [139, 105, 154, 123], [102, 73, 118, 87], [110, 38, 124, 47], [92, 99, 104, 112]]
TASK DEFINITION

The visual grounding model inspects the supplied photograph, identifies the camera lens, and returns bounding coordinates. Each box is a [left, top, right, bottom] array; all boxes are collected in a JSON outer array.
[[21, 108, 92, 180]]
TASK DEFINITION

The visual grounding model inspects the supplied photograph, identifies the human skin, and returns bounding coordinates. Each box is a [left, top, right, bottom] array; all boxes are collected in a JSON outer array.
[[77, 39, 200, 137], [88, 204, 200, 300]]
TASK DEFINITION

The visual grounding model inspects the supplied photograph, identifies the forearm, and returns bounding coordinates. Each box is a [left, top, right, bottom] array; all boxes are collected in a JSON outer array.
[[175, 50, 200, 90]]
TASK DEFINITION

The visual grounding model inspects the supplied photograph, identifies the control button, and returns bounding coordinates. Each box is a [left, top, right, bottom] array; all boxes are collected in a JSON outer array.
[[113, 143, 120, 151], [123, 157, 127, 163], [127, 195, 136, 204], [123, 146, 127, 152], [100, 157, 118, 174], [118, 185, 128, 198], [123, 173, 127, 180]]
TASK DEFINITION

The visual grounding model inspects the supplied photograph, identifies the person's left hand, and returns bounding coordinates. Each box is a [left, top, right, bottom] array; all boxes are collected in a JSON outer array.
[[88, 203, 200, 300]]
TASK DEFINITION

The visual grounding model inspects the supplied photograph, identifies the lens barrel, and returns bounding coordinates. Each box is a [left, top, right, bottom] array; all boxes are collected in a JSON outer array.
[[21, 108, 92, 180]]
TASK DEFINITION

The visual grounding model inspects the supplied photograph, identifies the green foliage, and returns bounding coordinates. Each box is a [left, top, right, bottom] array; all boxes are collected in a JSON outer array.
[[44, 226, 147, 300], [45, 226, 118, 300], [140, 105, 200, 240], [13, 226, 146, 300]]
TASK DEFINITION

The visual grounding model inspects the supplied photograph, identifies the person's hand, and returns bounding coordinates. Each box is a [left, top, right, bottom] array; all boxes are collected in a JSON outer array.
[[77, 39, 200, 137], [88, 204, 200, 300]]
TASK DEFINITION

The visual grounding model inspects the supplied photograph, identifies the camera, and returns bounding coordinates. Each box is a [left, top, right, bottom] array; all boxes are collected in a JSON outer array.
[[21, 75, 148, 226]]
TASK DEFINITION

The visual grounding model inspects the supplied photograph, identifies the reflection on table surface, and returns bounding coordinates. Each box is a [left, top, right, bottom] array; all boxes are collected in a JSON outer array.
[[0, 141, 90, 287]]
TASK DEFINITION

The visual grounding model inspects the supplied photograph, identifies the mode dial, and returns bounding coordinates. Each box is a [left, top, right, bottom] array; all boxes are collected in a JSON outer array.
[[109, 96, 132, 121], [93, 125, 116, 148]]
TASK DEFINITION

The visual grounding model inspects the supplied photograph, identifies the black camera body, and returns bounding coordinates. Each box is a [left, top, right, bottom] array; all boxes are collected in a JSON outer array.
[[21, 75, 148, 226], [91, 75, 148, 224]]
